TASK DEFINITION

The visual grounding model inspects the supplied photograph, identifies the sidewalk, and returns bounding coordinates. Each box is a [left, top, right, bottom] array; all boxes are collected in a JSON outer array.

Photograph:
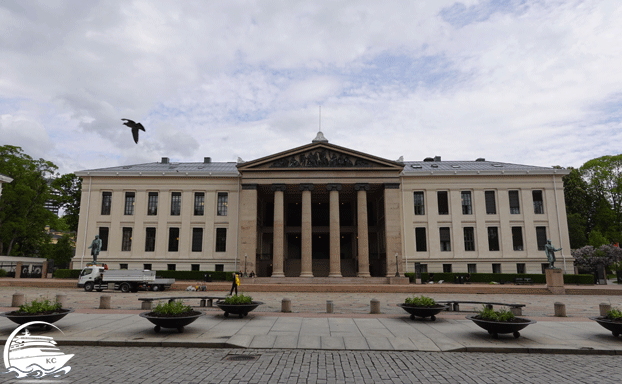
[[1, 308, 620, 355]]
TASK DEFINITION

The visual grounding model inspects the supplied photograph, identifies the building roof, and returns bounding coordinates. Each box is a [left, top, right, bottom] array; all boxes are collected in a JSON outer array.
[[0, 173, 13, 183], [75, 161, 240, 177], [402, 159, 568, 176]]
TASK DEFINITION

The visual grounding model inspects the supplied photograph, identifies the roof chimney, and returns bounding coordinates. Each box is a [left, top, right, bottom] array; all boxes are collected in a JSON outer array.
[[434, 156, 441, 162], [161, 157, 169, 164], [204, 157, 211, 164]]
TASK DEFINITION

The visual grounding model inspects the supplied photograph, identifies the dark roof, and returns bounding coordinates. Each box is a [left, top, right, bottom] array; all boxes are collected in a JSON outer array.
[[75, 162, 239, 177], [402, 160, 567, 176]]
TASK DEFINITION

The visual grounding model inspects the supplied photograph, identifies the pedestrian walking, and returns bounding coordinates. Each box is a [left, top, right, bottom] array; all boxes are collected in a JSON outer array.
[[228, 272, 239, 296]]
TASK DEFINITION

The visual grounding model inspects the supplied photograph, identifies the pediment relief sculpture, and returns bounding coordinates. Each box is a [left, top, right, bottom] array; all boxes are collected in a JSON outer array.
[[270, 149, 372, 168]]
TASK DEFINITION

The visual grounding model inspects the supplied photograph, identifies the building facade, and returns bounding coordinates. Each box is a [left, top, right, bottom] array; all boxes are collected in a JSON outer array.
[[73, 134, 572, 275]]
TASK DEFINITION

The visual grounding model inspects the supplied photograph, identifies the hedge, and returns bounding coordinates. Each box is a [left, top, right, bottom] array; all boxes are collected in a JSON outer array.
[[404, 272, 593, 285], [53, 269, 234, 281]]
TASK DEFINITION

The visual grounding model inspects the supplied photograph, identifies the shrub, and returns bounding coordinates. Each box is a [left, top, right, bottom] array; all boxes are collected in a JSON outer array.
[[152, 300, 193, 315], [477, 305, 515, 322], [0, 269, 7, 277], [155, 270, 233, 281], [606, 308, 622, 320], [223, 293, 253, 305], [404, 295, 436, 307], [53, 269, 82, 278], [406, 272, 593, 285], [17, 298, 62, 314]]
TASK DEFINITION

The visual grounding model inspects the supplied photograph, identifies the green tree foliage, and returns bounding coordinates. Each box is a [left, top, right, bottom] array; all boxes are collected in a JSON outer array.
[[51, 173, 82, 233], [581, 154, 622, 233], [0, 145, 59, 256], [49, 234, 75, 268]]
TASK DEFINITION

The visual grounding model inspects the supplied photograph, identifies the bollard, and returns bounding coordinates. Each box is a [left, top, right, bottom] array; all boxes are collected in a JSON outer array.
[[282, 298, 292, 313], [554, 302, 566, 317], [99, 295, 111, 309], [370, 299, 380, 314], [11, 292, 25, 307], [56, 294, 67, 308], [510, 307, 522, 316], [600, 303, 612, 317], [141, 301, 152, 310], [326, 300, 334, 314]]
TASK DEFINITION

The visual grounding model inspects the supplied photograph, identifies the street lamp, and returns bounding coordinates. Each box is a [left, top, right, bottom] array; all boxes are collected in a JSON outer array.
[[395, 253, 400, 277]]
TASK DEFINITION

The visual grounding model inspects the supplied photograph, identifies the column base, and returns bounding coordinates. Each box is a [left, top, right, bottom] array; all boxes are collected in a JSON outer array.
[[357, 272, 371, 278], [271, 273, 285, 278], [328, 273, 342, 278], [299, 272, 314, 277]]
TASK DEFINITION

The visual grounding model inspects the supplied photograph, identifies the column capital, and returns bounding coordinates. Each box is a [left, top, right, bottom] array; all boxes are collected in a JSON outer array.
[[354, 183, 370, 191], [299, 183, 314, 191], [327, 183, 342, 191], [241, 184, 258, 190], [384, 183, 400, 189], [271, 183, 287, 192]]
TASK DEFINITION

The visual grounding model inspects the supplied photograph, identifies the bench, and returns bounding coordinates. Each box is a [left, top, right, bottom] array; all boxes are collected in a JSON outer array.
[[436, 300, 526, 316], [138, 296, 227, 310], [514, 277, 533, 285]]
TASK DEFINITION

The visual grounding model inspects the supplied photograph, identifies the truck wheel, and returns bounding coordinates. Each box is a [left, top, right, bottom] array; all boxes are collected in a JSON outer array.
[[120, 283, 130, 293], [84, 282, 94, 292], [152, 285, 161, 292]]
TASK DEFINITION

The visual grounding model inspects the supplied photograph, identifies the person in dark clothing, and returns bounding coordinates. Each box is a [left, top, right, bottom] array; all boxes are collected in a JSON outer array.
[[228, 272, 239, 296]]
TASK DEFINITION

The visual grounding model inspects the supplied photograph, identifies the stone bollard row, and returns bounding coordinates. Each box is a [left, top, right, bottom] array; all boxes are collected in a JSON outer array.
[[11, 292, 25, 307], [56, 294, 67, 307], [100, 295, 111, 309], [370, 299, 380, 314], [326, 300, 334, 314], [282, 298, 292, 313], [599, 303, 612, 317], [554, 302, 566, 317]]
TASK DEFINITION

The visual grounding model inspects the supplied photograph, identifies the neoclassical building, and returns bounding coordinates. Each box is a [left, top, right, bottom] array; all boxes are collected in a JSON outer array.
[[73, 133, 572, 276]]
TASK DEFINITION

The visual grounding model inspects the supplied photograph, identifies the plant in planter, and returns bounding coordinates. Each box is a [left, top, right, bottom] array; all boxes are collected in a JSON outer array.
[[590, 307, 622, 337], [139, 300, 203, 333], [467, 305, 536, 339], [398, 295, 449, 321], [0, 298, 74, 329], [215, 293, 263, 318]]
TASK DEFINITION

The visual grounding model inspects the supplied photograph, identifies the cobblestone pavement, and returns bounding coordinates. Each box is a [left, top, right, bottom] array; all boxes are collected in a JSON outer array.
[[2, 346, 621, 384], [2, 287, 621, 317]]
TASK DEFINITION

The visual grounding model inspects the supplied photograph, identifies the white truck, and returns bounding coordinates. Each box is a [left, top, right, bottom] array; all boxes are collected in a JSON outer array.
[[77, 266, 175, 292]]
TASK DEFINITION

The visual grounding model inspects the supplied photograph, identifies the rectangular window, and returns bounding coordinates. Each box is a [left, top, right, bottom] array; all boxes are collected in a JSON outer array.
[[171, 192, 181, 216], [124, 192, 135, 215], [144, 264, 152, 271], [167, 264, 176, 271], [217, 192, 228, 216], [443, 264, 452, 273], [485, 191, 496, 214], [439, 227, 451, 251], [468, 264, 477, 273], [533, 190, 544, 214], [536, 226, 547, 251], [121, 227, 132, 252], [101, 192, 112, 215], [541, 263, 549, 274], [512, 227, 524, 251], [487, 227, 500, 251], [145, 227, 156, 252], [192, 228, 203, 252], [509, 190, 520, 214], [463, 227, 475, 251], [492, 263, 502, 274], [147, 192, 158, 215], [413, 192, 425, 215], [461, 191, 472, 214], [517, 263, 526, 274], [168, 227, 179, 252], [99, 227, 109, 251], [415, 227, 427, 252], [194, 192, 205, 216], [215, 228, 227, 252], [120, 264, 128, 270], [191, 264, 200, 271], [419, 264, 428, 273], [437, 191, 449, 215], [215, 264, 224, 272]]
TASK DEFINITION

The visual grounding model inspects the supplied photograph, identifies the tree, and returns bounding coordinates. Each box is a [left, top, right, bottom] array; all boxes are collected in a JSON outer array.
[[580, 155, 622, 235], [573, 244, 622, 270], [49, 234, 75, 268], [52, 173, 82, 233], [0, 145, 59, 256]]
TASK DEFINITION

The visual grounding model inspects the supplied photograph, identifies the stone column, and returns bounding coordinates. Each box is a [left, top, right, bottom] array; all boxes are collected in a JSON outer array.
[[300, 184, 314, 277], [355, 183, 371, 277], [239, 184, 258, 275], [272, 184, 286, 277], [384, 183, 403, 277], [327, 184, 342, 277]]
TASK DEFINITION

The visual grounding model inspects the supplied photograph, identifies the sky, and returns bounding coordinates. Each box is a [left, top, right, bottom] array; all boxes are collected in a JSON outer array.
[[1, 0, 622, 175]]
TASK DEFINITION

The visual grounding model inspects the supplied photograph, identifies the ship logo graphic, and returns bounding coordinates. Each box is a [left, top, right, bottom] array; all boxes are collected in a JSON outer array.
[[2, 321, 73, 379]]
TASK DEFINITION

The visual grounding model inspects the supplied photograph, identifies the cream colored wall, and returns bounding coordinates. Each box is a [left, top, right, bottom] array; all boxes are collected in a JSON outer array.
[[73, 176, 240, 271], [401, 173, 573, 274]]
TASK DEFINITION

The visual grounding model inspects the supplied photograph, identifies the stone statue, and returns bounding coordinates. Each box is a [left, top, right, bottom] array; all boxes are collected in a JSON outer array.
[[544, 239, 562, 269], [88, 235, 102, 262]]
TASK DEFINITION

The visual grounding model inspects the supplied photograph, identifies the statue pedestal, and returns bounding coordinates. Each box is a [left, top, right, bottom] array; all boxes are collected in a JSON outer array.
[[545, 268, 565, 295]]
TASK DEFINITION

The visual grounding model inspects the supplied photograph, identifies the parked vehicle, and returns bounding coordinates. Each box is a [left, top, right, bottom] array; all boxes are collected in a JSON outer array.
[[77, 266, 175, 292]]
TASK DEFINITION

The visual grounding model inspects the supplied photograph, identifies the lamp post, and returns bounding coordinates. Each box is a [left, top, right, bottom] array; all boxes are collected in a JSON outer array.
[[395, 253, 400, 277], [244, 253, 247, 277]]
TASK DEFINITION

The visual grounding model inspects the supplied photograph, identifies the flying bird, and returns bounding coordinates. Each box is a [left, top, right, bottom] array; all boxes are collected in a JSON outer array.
[[121, 119, 145, 144]]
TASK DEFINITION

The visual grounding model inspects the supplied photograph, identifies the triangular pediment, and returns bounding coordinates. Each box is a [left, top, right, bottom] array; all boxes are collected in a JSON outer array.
[[237, 142, 404, 172]]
